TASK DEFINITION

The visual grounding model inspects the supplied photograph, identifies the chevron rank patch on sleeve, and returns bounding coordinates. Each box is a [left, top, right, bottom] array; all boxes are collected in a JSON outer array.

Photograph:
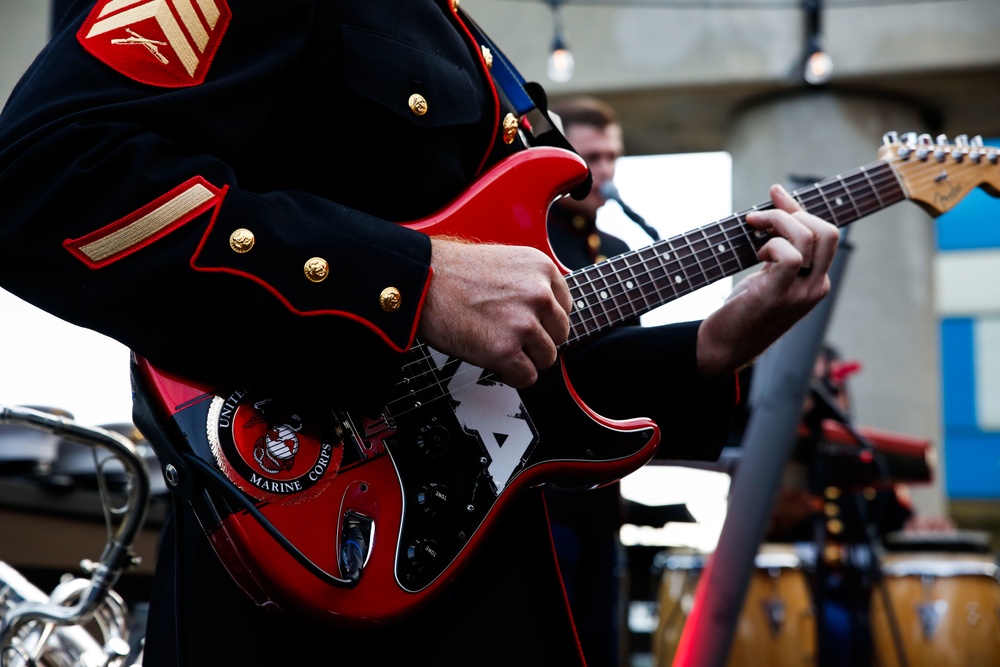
[[77, 0, 231, 88], [63, 176, 226, 269]]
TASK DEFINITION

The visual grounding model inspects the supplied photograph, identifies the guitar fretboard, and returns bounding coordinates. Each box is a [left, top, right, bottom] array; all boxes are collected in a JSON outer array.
[[563, 159, 906, 346]]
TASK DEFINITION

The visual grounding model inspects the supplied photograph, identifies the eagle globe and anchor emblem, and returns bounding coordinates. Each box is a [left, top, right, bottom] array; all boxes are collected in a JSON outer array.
[[208, 392, 344, 501], [254, 413, 302, 475]]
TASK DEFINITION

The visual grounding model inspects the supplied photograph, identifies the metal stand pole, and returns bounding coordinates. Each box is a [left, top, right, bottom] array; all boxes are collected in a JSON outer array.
[[673, 229, 853, 667]]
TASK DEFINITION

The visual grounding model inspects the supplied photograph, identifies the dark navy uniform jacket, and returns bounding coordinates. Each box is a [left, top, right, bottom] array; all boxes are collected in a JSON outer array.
[[0, 2, 736, 664]]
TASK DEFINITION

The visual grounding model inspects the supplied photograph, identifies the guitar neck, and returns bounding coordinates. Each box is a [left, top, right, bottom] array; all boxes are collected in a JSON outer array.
[[563, 158, 906, 345]]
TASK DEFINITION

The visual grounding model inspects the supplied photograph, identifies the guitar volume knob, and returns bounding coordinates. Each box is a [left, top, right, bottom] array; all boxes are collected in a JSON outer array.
[[416, 424, 450, 458]]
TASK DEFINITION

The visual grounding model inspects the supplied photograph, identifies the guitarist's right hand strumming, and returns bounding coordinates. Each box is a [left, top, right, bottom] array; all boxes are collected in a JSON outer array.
[[418, 239, 572, 389]]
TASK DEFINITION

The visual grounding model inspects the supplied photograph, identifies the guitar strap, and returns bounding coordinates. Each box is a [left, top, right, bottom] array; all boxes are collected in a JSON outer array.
[[458, 8, 593, 200]]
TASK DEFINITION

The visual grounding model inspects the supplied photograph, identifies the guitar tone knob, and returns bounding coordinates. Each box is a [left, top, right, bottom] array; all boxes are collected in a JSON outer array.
[[406, 538, 442, 573], [416, 424, 450, 458], [416, 483, 451, 517]]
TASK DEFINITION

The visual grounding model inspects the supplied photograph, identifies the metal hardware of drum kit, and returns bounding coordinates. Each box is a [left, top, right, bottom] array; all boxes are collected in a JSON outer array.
[[651, 528, 1000, 666], [0, 405, 153, 667]]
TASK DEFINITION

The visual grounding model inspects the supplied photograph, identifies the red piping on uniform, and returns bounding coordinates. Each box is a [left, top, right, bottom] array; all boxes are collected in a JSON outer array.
[[448, 7, 500, 177], [540, 492, 589, 667], [190, 189, 429, 354]]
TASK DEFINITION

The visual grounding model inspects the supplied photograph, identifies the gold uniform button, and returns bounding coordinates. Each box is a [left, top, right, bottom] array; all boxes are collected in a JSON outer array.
[[587, 233, 601, 251], [502, 113, 519, 145], [408, 93, 428, 116], [379, 287, 402, 312], [229, 228, 255, 253], [481, 46, 493, 70], [451, 0, 459, 10], [571, 215, 587, 231], [304, 257, 330, 283]]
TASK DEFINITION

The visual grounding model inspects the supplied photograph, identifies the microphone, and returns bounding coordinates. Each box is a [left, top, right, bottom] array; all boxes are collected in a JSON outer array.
[[599, 182, 660, 241]]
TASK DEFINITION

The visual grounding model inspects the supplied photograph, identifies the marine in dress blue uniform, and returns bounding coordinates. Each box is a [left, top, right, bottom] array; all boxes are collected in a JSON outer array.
[[0, 2, 737, 664]]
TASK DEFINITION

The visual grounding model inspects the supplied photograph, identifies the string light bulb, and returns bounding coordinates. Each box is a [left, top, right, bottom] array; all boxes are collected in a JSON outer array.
[[547, 35, 575, 83], [804, 39, 833, 86], [546, 0, 574, 83], [802, 0, 833, 86]]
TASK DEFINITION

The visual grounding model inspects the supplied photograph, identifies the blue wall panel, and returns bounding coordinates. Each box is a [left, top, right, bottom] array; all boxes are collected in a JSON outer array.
[[937, 141, 1000, 499]]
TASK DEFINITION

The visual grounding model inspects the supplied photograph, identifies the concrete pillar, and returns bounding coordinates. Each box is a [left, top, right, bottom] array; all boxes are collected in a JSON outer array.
[[0, 1, 49, 105], [727, 91, 946, 517]]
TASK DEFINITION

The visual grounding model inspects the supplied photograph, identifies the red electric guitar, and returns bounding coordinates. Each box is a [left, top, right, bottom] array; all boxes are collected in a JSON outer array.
[[131, 133, 999, 626]]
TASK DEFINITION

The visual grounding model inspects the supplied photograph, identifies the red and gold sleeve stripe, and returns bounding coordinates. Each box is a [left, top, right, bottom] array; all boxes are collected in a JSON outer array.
[[64, 176, 226, 269]]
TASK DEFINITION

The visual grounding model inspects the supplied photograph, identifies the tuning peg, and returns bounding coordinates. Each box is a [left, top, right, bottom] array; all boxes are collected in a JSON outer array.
[[916, 133, 934, 160], [970, 135, 984, 163], [952, 134, 969, 161], [934, 135, 949, 162], [896, 132, 917, 159], [882, 131, 900, 146]]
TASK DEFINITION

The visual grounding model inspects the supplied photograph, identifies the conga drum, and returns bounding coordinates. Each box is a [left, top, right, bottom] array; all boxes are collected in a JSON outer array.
[[652, 551, 705, 666], [653, 545, 816, 667], [871, 531, 1000, 667]]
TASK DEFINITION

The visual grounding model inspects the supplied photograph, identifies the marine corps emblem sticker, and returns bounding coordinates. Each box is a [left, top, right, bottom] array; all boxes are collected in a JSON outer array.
[[208, 391, 344, 502], [77, 0, 232, 88]]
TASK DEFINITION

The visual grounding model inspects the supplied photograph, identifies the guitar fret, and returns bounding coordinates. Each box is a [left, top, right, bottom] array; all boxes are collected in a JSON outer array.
[[591, 263, 625, 328], [803, 184, 836, 224], [606, 254, 648, 320], [663, 237, 696, 296], [699, 226, 729, 285], [565, 273, 595, 340], [641, 243, 677, 302], [564, 158, 911, 347], [690, 227, 729, 286], [729, 215, 763, 268], [830, 178, 857, 225], [715, 223, 747, 275], [859, 164, 886, 213], [578, 266, 610, 332], [626, 252, 655, 313]]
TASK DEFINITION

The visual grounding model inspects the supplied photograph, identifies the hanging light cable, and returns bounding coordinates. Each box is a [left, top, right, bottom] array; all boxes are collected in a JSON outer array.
[[802, 0, 833, 85], [546, 0, 575, 83]]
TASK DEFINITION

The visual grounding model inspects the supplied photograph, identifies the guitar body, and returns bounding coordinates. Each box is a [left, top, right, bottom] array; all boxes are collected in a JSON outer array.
[[132, 147, 661, 626]]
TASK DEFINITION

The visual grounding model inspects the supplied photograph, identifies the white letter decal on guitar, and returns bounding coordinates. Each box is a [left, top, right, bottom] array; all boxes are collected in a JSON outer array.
[[430, 350, 536, 494]]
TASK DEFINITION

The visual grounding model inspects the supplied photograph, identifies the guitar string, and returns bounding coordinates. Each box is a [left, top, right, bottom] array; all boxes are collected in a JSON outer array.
[[393, 161, 911, 399], [384, 151, 977, 418], [468, 147, 975, 358], [563, 165, 904, 339], [391, 172, 896, 414], [388, 162, 907, 412]]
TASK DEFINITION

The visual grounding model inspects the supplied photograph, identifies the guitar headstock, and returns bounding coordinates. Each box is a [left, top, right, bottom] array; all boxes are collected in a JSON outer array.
[[878, 132, 1000, 217]]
